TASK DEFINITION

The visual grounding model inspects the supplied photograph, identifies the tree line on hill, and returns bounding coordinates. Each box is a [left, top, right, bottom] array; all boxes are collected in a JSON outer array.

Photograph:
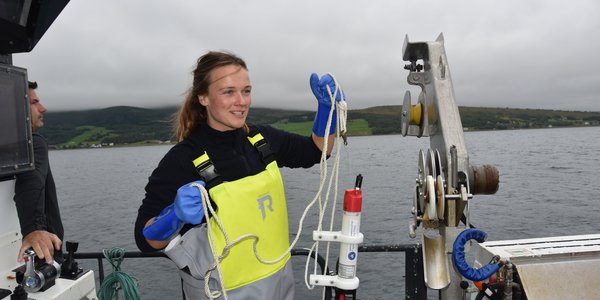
[[39, 105, 600, 148]]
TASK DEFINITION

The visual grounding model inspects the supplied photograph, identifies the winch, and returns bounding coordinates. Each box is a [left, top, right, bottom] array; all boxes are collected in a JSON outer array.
[[400, 34, 499, 299]]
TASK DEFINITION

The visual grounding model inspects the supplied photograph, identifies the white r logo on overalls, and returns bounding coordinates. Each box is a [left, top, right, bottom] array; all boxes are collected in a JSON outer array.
[[257, 195, 273, 220]]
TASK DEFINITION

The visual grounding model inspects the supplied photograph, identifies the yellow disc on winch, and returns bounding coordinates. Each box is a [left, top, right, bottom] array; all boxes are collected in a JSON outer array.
[[410, 103, 422, 125]]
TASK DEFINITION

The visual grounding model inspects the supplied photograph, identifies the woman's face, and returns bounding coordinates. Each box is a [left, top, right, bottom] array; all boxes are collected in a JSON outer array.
[[199, 64, 252, 132]]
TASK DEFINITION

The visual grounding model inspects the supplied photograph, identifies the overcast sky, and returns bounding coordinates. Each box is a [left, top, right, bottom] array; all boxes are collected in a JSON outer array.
[[13, 0, 600, 112]]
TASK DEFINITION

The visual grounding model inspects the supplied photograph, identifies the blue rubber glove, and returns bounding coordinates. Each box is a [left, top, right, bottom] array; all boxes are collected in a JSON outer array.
[[310, 73, 345, 137], [173, 180, 206, 225], [143, 203, 183, 241], [143, 180, 205, 241]]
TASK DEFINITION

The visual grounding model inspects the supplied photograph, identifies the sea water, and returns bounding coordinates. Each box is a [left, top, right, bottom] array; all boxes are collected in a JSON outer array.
[[50, 126, 600, 299]]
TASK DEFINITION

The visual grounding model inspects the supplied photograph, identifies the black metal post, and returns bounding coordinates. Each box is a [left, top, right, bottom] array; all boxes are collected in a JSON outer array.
[[405, 244, 427, 299], [97, 258, 104, 283]]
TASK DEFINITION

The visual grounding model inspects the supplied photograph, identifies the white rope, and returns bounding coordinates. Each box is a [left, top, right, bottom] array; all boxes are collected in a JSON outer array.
[[187, 182, 227, 300], [192, 73, 348, 299], [303, 73, 348, 295]]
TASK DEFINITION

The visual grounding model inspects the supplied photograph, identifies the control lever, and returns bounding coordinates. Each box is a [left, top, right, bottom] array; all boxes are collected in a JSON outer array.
[[22, 249, 61, 293]]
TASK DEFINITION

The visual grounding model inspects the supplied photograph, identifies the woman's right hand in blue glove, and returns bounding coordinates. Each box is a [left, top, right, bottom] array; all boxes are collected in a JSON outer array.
[[174, 180, 206, 225], [143, 180, 206, 242]]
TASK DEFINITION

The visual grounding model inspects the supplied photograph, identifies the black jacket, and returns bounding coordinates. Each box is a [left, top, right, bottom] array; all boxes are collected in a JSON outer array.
[[135, 124, 322, 252], [14, 133, 64, 240]]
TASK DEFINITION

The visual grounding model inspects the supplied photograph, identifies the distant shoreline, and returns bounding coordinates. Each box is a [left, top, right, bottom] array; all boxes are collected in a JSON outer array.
[[48, 124, 599, 150]]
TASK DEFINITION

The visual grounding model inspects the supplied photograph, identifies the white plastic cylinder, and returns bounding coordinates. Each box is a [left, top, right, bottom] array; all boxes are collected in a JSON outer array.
[[338, 189, 362, 279]]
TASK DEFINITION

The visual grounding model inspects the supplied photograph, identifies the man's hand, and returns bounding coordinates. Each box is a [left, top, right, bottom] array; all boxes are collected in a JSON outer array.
[[18, 230, 62, 264]]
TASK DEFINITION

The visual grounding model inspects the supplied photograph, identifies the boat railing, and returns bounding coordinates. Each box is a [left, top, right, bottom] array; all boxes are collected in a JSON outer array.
[[71, 243, 426, 299]]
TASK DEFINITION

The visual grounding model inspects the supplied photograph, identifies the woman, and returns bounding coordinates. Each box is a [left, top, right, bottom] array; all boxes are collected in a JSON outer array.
[[134, 51, 343, 299]]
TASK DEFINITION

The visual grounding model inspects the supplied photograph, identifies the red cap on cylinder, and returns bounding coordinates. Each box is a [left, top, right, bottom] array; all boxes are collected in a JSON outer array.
[[344, 189, 363, 213]]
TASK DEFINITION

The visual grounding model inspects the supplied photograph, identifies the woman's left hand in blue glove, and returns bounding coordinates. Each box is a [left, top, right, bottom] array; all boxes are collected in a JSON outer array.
[[310, 73, 345, 137]]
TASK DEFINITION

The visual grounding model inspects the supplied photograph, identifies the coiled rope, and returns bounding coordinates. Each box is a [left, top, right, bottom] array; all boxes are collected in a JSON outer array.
[[98, 248, 140, 300], [195, 73, 348, 299]]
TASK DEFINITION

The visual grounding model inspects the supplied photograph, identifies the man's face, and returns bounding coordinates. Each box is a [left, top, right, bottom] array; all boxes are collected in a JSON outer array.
[[29, 89, 47, 132]]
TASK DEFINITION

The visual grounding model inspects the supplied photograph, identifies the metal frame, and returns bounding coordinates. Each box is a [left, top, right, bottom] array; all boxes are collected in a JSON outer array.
[[70, 244, 427, 300]]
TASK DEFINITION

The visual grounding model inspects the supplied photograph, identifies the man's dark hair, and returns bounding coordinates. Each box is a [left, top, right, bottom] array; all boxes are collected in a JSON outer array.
[[28, 81, 38, 89]]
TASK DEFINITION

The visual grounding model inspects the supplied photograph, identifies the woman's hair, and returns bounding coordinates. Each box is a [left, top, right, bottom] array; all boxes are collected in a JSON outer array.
[[174, 51, 248, 141]]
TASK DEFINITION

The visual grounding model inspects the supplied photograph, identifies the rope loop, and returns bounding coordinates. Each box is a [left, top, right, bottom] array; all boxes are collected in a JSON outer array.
[[98, 247, 140, 300]]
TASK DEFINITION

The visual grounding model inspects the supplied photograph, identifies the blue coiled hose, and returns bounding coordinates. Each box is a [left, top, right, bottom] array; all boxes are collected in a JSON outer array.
[[452, 228, 500, 281]]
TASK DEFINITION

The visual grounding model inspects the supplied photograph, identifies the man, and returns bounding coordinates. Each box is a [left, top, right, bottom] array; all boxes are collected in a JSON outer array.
[[13, 81, 63, 264]]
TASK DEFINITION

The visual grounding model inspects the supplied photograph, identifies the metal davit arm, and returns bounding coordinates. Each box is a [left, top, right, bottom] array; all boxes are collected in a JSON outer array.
[[401, 34, 499, 300]]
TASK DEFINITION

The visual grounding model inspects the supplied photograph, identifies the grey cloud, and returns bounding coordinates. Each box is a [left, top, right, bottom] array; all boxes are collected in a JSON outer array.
[[13, 0, 600, 112]]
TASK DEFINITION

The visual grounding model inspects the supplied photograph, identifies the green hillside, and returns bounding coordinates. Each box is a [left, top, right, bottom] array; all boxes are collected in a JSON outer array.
[[40, 105, 600, 148]]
